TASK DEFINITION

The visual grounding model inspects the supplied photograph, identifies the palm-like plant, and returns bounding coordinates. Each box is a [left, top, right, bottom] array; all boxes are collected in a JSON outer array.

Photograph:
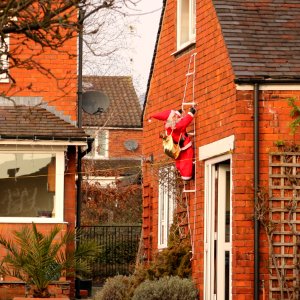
[[0, 223, 99, 298]]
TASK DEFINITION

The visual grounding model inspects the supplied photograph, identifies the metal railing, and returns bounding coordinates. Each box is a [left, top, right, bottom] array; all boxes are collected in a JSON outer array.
[[79, 225, 141, 283]]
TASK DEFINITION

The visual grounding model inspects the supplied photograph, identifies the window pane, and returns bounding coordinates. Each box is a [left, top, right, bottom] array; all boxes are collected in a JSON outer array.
[[0, 153, 55, 217], [97, 131, 107, 157], [158, 166, 175, 247], [191, 0, 196, 36], [225, 251, 230, 300], [0, 36, 9, 82], [180, 0, 190, 45], [225, 171, 230, 242]]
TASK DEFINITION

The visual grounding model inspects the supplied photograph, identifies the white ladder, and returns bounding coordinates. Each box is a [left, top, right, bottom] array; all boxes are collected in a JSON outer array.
[[181, 52, 198, 259], [182, 52, 197, 193]]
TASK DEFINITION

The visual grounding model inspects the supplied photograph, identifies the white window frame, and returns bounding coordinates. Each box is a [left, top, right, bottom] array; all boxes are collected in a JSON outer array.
[[203, 154, 232, 300], [0, 35, 9, 83], [0, 145, 66, 223], [177, 0, 196, 50], [158, 166, 175, 249], [85, 129, 109, 159]]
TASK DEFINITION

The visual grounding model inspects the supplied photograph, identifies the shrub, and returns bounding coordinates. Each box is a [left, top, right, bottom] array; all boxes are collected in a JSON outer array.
[[132, 276, 198, 300], [145, 238, 192, 280], [94, 275, 133, 300]]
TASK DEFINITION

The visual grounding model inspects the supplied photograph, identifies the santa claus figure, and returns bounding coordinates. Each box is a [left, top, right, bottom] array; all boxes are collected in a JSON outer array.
[[149, 107, 196, 181]]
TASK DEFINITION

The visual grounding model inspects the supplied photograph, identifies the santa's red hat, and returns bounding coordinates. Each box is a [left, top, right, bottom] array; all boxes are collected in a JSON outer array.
[[149, 109, 181, 122]]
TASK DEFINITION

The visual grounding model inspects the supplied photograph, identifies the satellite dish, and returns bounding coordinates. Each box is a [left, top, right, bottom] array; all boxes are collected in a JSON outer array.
[[82, 91, 110, 114], [124, 140, 139, 151]]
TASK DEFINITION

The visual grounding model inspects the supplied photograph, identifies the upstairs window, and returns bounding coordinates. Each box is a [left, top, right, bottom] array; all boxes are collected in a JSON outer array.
[[177, 0, 196, 50], [85, 129, 109, 159], [0, 36, 9, 83]]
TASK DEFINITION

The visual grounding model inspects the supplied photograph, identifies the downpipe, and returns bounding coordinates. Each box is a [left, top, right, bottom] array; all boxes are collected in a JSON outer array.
[[254, 83, 260, 300]]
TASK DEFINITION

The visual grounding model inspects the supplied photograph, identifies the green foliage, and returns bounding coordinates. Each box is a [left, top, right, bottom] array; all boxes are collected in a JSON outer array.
[[274, 140, 285, 147], [0, 223, 100, 298], [132, 276, 199, 300], [97, 239, 139, 265], [145, 237, 192, 280], [288, 97, 300, 134], [94, 275, 133, 300], [94, 223, 194, 299]]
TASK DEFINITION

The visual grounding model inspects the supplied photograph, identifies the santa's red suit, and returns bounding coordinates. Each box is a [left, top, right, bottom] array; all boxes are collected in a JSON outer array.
[[149, 108, 195, 180]]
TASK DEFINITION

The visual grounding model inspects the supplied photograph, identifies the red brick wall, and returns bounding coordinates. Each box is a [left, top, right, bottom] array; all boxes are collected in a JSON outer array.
[[234, 89, 300, 299], [143, 0, 300, 298], [0, 34, 78, 121], [143, 0, 236, 295], [0, 22, 78, 299], [109, 129, 143, 158]]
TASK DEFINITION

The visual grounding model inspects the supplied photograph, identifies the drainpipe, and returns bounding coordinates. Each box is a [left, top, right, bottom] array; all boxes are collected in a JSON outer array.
[[76, 8, 84, 228], [254, 83, 260, 300]]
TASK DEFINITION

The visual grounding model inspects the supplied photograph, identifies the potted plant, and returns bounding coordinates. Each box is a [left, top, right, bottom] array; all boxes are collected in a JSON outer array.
[[0, 223, 99, 298]]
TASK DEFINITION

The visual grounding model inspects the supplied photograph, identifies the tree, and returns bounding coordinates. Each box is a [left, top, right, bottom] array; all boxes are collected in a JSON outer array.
[[0, 0, 138, 82], [81, 177, 142, 225], [0, 223, 100, 298]]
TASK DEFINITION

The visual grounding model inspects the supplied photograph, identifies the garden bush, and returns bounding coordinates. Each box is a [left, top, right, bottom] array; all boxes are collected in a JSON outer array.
[[132, 276, 198, 300], [94, 275, 133, 300], [145, 237, 192, 279]]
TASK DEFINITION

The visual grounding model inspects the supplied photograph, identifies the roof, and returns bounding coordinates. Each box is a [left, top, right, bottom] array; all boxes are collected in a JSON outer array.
[[82, 76, 142, 128], [213, 0, 300, 79], [0, 105, 88, 141]]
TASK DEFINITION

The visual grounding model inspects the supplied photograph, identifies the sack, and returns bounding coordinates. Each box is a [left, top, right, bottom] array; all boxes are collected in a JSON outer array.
[[163, 135, 181, 159]]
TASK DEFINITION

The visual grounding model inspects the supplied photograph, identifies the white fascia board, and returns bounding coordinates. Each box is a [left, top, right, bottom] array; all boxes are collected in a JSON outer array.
[[199, 135, 235, 161], [83, 126, 142, 131], [0, 140, 87, 146], [236, 84, 300, 91]]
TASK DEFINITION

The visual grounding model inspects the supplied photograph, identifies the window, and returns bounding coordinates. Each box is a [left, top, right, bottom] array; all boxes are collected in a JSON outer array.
[[158, 166, 176, 249], [177, 0, 196, 50], [0, 149, 65, 223], [0, 36, 9, 83], [85, 129, 109, 159]]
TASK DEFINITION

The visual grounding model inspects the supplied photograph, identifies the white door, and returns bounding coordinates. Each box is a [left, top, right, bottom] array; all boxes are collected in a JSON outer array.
[[204, 159, 231, 300]]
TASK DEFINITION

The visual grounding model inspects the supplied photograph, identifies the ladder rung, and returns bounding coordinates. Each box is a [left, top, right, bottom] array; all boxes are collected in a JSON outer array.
[[182, 102, 196, 106], [183, 189, 196, 193], [188, 132, 195, 136], [186, 72, 195, 76]]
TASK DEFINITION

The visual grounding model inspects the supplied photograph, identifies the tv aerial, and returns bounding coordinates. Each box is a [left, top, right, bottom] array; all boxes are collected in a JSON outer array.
[[82, 91, 110, 114]]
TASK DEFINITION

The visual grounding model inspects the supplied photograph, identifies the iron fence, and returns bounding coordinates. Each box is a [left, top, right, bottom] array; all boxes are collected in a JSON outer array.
[[79, 225, 141, 283]]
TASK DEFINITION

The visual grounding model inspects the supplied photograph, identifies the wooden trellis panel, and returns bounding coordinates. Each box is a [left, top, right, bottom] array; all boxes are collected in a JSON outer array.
[[269, 152, 300, 300]]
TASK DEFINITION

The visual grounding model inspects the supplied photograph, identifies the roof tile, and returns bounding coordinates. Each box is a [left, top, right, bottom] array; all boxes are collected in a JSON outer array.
[[213, 0, 300, 79], [0, 106, 87, 140], [82, 76, 142, 128]]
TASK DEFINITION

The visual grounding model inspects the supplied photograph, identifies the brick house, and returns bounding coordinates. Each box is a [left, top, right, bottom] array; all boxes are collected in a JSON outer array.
[[0, 14, 89, 299], [142, 1, 300, 299], [81, 76, 143, 223]]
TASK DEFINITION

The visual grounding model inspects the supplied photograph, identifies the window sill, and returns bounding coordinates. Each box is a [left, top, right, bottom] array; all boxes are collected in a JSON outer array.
[[158, 244, 168, 250], [0, 218, 67, 224], [172, 41, 196, 58], [84, 155, 109, 160]]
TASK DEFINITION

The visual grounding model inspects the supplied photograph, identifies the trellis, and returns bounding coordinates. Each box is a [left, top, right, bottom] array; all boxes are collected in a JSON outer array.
[[269, 152, 300, 299]]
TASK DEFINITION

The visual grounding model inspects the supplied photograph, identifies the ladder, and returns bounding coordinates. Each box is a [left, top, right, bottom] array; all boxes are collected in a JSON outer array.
[[181, 52, 197, 259], [182, 52, 197, 193]]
